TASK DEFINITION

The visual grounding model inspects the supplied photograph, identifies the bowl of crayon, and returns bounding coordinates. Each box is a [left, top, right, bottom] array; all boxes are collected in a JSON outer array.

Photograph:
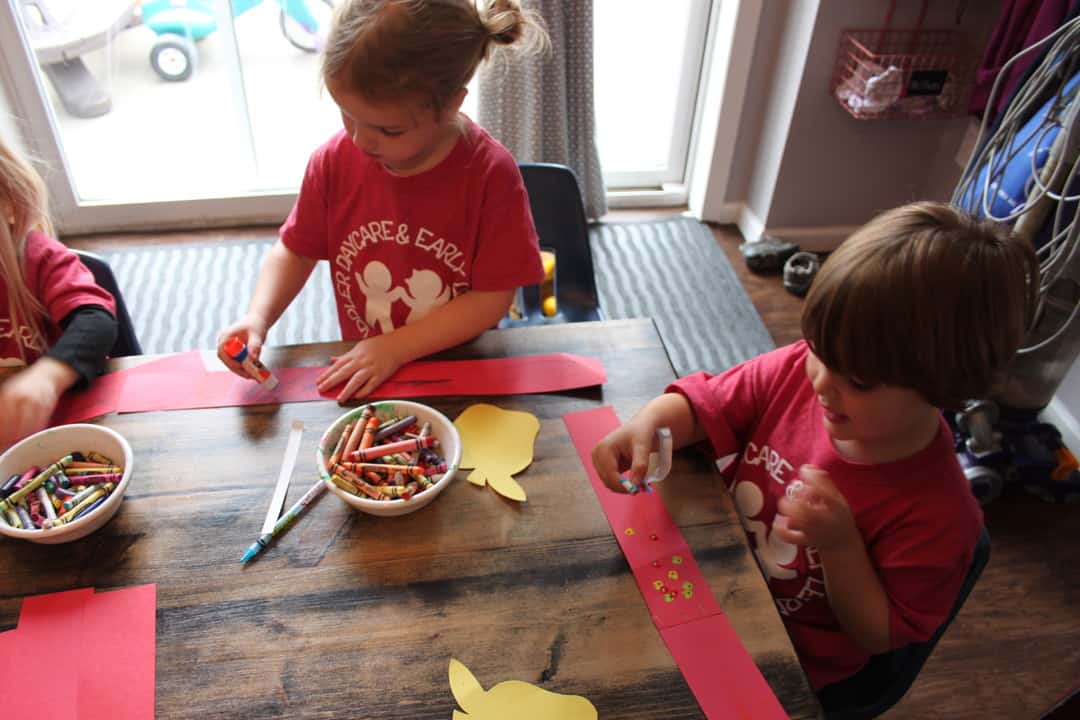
[[0, 424, 133, 544], [317, 400, 461, 517]]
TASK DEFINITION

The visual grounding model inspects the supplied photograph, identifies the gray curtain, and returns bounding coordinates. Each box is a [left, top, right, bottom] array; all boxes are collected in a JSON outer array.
[[477, 0, 607, 219]]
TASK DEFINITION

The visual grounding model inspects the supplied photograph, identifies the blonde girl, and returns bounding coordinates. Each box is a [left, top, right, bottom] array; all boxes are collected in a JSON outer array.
[[0, 137, 117, 448]]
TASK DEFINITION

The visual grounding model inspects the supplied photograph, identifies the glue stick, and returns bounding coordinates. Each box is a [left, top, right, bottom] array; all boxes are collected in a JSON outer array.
[[224, 336, 279, 390]]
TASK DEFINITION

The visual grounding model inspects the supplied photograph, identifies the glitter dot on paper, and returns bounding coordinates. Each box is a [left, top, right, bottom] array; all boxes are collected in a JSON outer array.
[[683, 581, 694, 591], [671, 555, 683, 564], [624, 528, 635, 536], [664, 593, 676, 603], [667, 570, 679, 580], [649, 533, 659, 541], [660, 585, 669, 594], [683, 589, 694, 599], [653, 580, 664, 590]]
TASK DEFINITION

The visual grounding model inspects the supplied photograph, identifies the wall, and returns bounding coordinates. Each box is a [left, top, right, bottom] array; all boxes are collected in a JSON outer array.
[[725, 0, 999, 250]]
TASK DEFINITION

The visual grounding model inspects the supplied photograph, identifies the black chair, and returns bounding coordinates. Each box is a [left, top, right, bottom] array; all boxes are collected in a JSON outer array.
[[821, 527, 992, 719], [74, 249, 142, 357], [500, 162, 604, 328]]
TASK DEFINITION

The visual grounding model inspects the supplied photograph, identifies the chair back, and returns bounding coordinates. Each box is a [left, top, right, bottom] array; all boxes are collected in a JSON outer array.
[[823, 526, 991, 719], [74, 250, 142, 357], [501, 163, 603, 327]]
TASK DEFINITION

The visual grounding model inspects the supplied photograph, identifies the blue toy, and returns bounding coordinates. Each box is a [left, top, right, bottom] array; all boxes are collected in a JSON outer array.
[[141, 0, 334, 82], [950, 401, 1080, 505]]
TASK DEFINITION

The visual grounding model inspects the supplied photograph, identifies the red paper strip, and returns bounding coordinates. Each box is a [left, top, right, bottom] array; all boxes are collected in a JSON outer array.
[[117, 353, 606, 414], [50, 351, 207, 426], [562, 407, 788, 720]]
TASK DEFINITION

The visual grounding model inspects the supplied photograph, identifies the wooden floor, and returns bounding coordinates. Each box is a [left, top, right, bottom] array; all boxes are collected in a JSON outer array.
[[67, 212, 1079, 719]]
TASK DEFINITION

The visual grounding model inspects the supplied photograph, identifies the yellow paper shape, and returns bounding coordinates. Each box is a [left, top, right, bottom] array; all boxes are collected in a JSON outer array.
[[449, 658, 597, 720], [454, 403, 539, 502]]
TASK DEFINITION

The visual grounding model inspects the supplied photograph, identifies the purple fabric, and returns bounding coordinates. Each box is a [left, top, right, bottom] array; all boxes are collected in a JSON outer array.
[[970, 0, 1070, 117]]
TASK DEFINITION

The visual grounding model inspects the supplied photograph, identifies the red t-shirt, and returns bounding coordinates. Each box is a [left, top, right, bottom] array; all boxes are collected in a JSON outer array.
[[0, 231, 116, 368], [281, 116, 544, 340], [670, 341, 982, 690]]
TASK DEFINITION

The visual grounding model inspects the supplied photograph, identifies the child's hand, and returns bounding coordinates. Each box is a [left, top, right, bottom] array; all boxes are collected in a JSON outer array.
[[0, 359, 71, 449], [316, 335, 404, 403], [773, 465, 857, 551], [591, 417, 660, 493], [216, 316, 267, 378]]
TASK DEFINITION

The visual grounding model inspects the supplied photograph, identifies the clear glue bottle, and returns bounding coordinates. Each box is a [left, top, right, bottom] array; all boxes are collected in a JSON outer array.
[[223, 336, 279, 390]]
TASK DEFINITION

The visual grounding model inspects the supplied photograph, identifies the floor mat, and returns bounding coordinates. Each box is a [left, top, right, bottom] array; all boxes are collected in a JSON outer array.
[[590, 216, 775, 376]]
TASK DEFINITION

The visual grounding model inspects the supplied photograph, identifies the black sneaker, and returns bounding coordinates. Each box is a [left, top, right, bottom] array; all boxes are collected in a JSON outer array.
[[783, 251, 820, 296], [739, 235, 799, 273]]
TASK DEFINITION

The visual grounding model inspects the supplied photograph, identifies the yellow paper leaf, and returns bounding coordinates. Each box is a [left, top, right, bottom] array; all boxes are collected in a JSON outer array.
[[488, 474, 527, 502], [467, 469, 488, 488], [454, 404, 539, 503], [448, 658, 597, 720]]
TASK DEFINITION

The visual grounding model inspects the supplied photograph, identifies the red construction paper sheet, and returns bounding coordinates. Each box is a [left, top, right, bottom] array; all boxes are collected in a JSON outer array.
[[79, 584, 157, 719], [12, 587, 93, 720], [562, 407, 788, 720], [4, 585, 157, 720], [116, 352, 606, 414]]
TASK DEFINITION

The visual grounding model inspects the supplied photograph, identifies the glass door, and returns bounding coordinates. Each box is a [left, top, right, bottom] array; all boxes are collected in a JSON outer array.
[[0, 0, 338, 232]]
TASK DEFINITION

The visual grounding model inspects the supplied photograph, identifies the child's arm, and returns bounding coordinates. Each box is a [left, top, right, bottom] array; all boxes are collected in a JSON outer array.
[[217, 240, 316, 374], [775, 466, 891, 654], [591, 393, 705, 492], [0, 305, 118, 449], [316, 288, 513, 403], [0, 357, 79, 448]]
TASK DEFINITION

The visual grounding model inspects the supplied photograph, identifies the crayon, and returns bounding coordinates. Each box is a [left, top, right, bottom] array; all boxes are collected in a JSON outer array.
[[358, 415, 379, 451], [45, 484, 113, 528], [63, 485, 104, 511], [36, 487, 57, 521], [240, 478, 326, 563], [73, 494, 109, 520], [350, 435, 438, 462], [342, 406, 373, 461], [328, 421, 353, 468], [373, 415, 417, 442], [1, 474, 20, 497], [0, 456, 71, 513], [4, 508, 22, 529]]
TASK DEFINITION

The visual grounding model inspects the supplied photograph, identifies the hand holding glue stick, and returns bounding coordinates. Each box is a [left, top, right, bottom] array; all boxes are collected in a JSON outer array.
[[223, 336, 279, 390], [617, 427, 673, 495]]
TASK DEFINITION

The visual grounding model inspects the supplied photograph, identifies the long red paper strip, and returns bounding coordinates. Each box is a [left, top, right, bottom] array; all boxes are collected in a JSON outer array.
[[116, 352, 606, 414], [562, 407, 788, 719]]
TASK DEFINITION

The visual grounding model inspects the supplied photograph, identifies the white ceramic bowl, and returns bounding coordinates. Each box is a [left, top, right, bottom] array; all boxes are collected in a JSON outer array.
[[0, 424, 134, 544], [318, 400, 461, 517]]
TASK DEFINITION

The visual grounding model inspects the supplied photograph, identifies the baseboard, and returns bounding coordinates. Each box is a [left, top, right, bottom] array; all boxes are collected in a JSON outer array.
[[761, 225, 862, 253], [691, 202, 862, 252], [1041, 396, 1080, 456]]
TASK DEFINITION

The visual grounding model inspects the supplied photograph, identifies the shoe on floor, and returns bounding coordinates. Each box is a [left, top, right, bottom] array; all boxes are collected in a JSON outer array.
[[783, 251, 820, 296]]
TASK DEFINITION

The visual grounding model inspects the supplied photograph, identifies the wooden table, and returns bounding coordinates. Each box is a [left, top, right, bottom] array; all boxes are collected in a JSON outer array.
[[0, 319, 821, 719]]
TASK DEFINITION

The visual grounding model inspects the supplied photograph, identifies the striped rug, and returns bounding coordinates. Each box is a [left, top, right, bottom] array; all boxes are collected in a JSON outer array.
[[100, 217, 774, 376], [590, 217, 775, 376]]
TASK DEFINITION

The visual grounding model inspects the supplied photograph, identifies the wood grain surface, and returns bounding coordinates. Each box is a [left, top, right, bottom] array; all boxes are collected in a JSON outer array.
[[0, 319, 821, 719]]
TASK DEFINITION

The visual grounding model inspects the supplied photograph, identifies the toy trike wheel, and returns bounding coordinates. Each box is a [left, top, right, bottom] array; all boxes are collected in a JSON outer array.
[[279, 0, 335, 53], [151, 34, 196, 82]]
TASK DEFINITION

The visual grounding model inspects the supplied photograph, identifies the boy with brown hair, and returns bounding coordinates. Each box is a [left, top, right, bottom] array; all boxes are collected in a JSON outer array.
[[592, 202, 1038, 702]]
